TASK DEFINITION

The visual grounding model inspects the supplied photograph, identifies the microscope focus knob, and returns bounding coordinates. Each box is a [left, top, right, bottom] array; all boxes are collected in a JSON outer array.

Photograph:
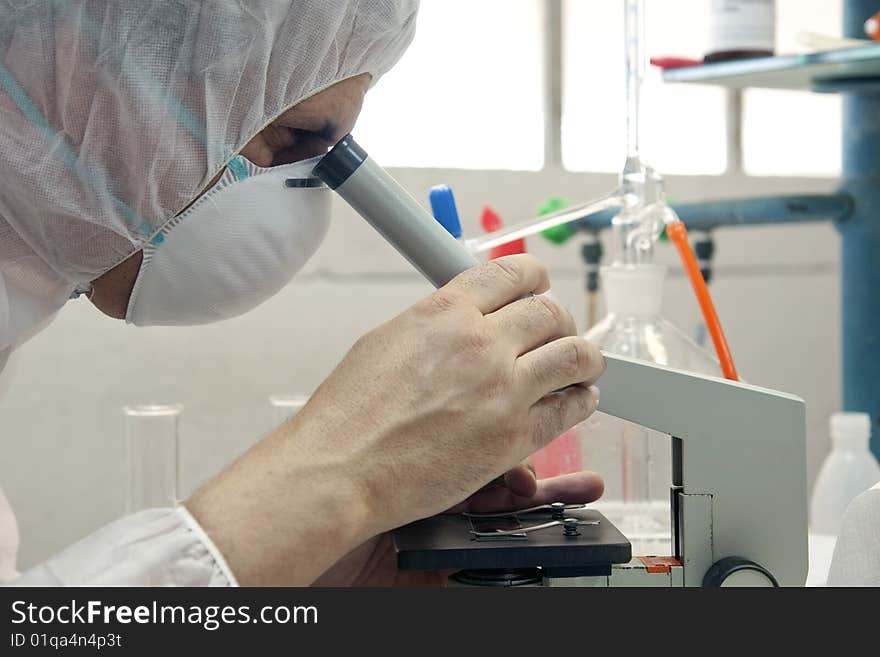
[[702, 557, 779, 587]]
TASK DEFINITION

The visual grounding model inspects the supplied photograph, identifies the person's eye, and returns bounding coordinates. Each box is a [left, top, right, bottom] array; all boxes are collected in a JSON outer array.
[[307, 122, 340, 146], [271, 128, 337, 165]]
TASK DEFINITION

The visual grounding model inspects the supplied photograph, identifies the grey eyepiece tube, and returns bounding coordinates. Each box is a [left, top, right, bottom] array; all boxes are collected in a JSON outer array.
[[313, 134, 480, 288]]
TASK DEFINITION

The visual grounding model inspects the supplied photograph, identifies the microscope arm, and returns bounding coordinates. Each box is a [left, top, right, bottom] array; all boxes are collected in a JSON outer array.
[[599, 354, 808, 586]]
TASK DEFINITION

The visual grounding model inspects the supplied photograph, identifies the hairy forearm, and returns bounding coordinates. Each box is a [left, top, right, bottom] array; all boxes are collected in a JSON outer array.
[[185, 418, 375, 586]]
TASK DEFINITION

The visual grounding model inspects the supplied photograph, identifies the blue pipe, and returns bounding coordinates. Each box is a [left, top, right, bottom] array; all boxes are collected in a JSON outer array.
[[842, 0, 880, 458], [571, 193, 853, 232]]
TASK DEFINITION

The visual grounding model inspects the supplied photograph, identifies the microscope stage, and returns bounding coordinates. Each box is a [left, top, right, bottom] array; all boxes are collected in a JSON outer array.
[[393, 508, 631, 574]]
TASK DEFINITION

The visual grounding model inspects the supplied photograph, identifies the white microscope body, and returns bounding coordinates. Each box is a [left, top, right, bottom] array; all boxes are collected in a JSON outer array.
[[572, 353, 808, 587]]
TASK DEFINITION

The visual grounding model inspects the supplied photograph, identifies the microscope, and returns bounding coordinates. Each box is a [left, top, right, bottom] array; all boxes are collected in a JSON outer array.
[[313, 136, 808, 587]]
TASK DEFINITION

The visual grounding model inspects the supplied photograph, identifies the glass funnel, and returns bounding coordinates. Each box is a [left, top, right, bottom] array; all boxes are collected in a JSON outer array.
[[581, 264, 722, 555]]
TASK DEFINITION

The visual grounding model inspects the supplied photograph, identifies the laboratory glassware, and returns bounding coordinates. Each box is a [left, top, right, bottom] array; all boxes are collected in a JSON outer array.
[[463, 0, 661, 264], [124, 403, 183, 513], [706, 0, 776, 62], [464, 192, 622, 256], [581, 264, 722, 555], [269, 394, 310, 427]]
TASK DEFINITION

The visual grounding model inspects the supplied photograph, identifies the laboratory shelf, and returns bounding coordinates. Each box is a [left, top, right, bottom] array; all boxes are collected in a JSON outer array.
[[662, 43, 880, 93]]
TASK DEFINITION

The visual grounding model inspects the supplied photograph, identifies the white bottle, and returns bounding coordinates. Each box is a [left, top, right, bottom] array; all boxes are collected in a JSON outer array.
[[707, 0, 776, 61], [810, 412, 880, 537]]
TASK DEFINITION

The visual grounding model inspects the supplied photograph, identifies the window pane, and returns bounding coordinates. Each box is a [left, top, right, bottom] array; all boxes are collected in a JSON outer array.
[[562, 0, 727, 175], [743, 90, 841, 176], [743, 0, 843, 177], [354, 0, 545, 171]]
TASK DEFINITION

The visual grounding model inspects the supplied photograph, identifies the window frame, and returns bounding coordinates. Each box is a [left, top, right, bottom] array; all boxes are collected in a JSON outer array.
[[545, 0, 745, 174], [369, 0, 838, 185]]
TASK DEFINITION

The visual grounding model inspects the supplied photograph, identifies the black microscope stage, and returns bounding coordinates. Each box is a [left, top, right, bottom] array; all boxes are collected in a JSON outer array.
[[393, 507, 631, 577]]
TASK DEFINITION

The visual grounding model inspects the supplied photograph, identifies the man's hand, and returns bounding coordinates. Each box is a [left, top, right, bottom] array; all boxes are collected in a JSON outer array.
[[313, 467, 604, 587], [187, 255, 605, 586], [310, 254, 605, 534]]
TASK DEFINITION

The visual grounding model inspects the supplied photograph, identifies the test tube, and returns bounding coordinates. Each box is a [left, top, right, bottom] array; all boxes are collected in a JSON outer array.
[[463, 193, 622, 255], [124, 404, 183, 513], [269, 394, 310, 427]]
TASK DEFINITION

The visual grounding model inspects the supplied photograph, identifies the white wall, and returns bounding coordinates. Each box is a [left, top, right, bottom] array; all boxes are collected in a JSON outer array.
[[0, 167, 841, 568]]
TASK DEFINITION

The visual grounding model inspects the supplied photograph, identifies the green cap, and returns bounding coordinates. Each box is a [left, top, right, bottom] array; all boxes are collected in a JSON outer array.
[[538, 196, 574, 245]]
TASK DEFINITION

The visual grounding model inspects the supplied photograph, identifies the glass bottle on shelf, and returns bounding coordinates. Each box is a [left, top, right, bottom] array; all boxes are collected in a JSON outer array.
[[705, 0, 776, 62]]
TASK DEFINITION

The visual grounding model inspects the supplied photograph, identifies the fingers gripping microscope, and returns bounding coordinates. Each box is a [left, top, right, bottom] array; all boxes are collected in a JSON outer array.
[[312, 136, 808, 588]]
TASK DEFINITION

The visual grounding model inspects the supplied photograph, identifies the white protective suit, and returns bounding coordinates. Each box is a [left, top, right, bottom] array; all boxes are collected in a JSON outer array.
[[0, 0, 417, 585]]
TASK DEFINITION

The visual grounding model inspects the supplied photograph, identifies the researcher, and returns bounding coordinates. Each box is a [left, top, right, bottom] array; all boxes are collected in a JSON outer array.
[[0, 1, 605, 586]]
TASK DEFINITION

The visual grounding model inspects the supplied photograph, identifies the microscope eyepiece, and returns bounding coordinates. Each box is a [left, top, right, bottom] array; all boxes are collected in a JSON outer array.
[[309, 133, 479, 288], [313, 134, 368, 189]]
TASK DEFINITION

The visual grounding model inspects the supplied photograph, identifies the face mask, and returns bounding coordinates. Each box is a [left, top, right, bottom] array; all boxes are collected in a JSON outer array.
[[126, 155, 330, 326]]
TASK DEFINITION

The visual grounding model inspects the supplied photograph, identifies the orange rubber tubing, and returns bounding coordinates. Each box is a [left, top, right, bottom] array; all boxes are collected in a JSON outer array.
[[666, 221, 739, 381]]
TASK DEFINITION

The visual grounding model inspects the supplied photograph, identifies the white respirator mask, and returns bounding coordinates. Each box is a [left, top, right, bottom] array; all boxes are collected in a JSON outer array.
[[125, 155, 330, 326]]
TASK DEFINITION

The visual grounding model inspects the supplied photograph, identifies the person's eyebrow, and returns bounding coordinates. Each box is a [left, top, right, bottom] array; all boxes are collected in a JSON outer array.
[[292, 122, 339, 146]]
